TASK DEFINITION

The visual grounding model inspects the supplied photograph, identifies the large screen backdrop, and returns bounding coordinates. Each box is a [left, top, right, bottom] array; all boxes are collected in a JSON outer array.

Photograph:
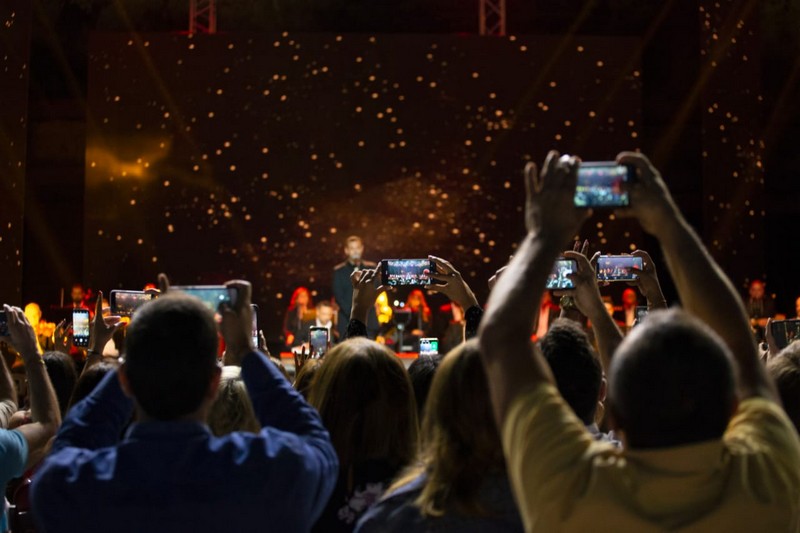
[[86, 33, 642, 339]]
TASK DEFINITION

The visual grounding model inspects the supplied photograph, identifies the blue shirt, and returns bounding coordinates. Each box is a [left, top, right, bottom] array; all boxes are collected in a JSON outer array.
[[0, 429, 28, 532], [31, 351, 338, 533]]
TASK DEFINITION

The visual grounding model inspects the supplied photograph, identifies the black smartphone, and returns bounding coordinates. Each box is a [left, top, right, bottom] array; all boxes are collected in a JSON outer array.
[[419, 337, 439, 356], [771, 319, 800, 350], [72, 308, 90, 347], [110, 290, 155, 317], [251, 304, 259, 348], [596, 255, 644, 282], [172, 285, 237, 313], [574, 162, 635, 208], [309, 326, 329, 358], [380, 259, 436, 287], [0, 311, 8, 337], [546, 258, 577, 290]]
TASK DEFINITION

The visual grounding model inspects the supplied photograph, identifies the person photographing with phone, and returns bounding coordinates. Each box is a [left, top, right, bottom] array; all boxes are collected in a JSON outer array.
[[31, 275, 338, 532]]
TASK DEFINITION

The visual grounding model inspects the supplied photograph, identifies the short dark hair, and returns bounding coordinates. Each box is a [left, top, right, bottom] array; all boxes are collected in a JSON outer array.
[[124, 294, 219, 420], [539, 319, 602, 425], [768, 343, 800, 433], [609, 309, 736, 449], [68, 360, 119, 411], [407, 354, 443, 421], [42, 351, 78, 417]]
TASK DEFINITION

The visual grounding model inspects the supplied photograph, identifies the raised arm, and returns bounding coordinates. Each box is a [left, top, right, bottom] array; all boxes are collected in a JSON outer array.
[[556, 251, 624, 369], [619, 151, 774, 401], [479, 152, 588, 426], [83, 292, 122, 375], [428, 255, 482, 342], [629, 250, 668, 310], [0, 339, 17, 429], [344, 269, 387, 339], [5, 305, 61, 467]]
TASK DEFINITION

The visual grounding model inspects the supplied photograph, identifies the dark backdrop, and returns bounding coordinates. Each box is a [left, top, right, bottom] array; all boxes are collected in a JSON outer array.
[[85, 33, 643, 341]]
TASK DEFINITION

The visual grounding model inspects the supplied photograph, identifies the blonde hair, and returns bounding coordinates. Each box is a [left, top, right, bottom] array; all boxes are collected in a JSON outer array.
[[207, 366, 260, 436], [308, 338, 418, 478], [389, 339, 504, 517]]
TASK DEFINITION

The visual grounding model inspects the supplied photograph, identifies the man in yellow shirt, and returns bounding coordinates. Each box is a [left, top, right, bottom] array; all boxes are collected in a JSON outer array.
[[479, 151, 800, 532]]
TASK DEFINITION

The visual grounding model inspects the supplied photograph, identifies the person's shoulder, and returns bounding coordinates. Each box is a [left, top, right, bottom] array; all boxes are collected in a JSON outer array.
[[362, 260, 377, 268], [333, 261, 349, 272]]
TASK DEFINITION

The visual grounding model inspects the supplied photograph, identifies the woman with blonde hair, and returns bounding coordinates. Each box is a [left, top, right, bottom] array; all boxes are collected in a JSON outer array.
[[207, 366, 259, 436], [309, 337, 418, 532], [355, 339, 523, 532]]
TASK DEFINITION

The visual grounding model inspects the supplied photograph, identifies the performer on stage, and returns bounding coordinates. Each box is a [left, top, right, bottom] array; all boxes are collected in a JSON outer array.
[[332, 235, 379, 339]]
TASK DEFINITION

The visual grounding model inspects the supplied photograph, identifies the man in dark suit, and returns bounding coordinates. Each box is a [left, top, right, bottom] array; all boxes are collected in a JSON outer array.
[[332, 235, 379, 339]]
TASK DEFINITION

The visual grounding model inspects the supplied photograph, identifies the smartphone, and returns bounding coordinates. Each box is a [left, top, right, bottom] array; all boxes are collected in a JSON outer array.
[[172, 285, 237, 313], [545, 258, 577, 290], [72, 308, 90, 347], [251, 304, 259, 348], [771, 319, 800, 350], [309, 326, 329, 358], [380, 259, 436, 287], [110, 290, 155, 317], [634, 306, 649, 326], [574, 162, 635, 208], [596, 255, 644, 282], [419, 337, 439, 356], [0, 311, 8, 337]]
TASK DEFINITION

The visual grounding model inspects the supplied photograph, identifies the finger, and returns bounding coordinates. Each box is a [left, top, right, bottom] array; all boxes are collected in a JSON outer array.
[[103, 315, 122, 326], [581, 239, 589, 256], [429, 255, 456, 275], [563, 250, 590, 273], [224, 280, 252, 312], [589, 251, 601, 269], [158, 273, 171, 294], [350, 269, 361, 286], [572, 240, 581, 252], [524, 161, 539, 198]]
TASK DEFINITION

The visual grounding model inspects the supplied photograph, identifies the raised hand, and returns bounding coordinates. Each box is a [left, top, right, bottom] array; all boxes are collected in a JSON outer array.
[[220, 280, 255, 367], [525, 151, 588, 243], [88, 292, 123, 355], [350, 268, 388, 323], [428, 255, 479, 309], [617, 151, 680, 237]]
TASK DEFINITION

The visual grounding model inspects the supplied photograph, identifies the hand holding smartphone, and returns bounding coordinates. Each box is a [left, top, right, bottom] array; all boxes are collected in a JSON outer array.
[[770, 319, 800, 350], [380, 259, 436, 287], [72, 308, 90, 347], [574, 162, 635, 208]]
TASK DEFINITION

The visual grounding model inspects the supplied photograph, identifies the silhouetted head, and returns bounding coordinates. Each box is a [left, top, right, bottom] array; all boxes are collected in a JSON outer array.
[[122, 293, 221, 420], [609, 309, 736, 449]]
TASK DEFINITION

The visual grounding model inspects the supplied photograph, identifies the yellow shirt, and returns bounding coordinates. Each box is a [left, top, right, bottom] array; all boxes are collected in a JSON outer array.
[[503, 383, 800, 532]]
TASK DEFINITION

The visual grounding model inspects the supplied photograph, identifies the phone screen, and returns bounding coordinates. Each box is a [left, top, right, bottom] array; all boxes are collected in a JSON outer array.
[[172, 286, 236, 313], [574, 162, 634, 208], [419, 338, 439, 356], [309, 327, 329, 358], [0, 312, 8, 337], [545, 259, 577, 290], [772, 319, 800, 350], [73, 309, 90, 347], [596, 256, 644, 282], [251, 304, 259, 348], [381, 259, 435, 287], [111, 290, 154, 317], [634, 306, 649, 326]]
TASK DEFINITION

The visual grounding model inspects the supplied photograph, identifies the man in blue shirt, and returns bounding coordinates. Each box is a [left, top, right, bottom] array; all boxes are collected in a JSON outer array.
[[31, 279, 338, 533], [0, 305, 61, 532]]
